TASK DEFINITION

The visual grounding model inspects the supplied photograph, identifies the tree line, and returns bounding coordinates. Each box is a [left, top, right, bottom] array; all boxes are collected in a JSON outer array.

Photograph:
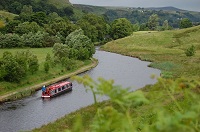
[[0, 4, 195, 49]]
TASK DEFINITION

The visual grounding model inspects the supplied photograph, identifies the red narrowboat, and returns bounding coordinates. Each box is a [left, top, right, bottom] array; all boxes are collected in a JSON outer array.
[[41, 81, 72, 98]]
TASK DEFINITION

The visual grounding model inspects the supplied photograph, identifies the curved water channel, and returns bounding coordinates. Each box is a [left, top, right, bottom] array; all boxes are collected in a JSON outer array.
[[0, 49, 160, 132]]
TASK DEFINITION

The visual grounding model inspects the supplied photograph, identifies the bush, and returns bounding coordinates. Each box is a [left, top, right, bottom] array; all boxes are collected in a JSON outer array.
[[185, 45, 196, 57]]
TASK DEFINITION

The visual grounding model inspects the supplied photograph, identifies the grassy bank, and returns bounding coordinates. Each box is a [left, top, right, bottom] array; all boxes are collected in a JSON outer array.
[[102, 26, 200, 80], [32, 26, 200, 131], [0, 48, 98, 102]]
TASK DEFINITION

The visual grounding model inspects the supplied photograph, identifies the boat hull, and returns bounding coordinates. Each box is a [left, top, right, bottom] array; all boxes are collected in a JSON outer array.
[[42, 86, 72, 98]]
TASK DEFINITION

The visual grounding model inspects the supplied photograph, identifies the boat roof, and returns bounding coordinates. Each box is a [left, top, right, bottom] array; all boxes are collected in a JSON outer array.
[[48, 81, 71, 90]]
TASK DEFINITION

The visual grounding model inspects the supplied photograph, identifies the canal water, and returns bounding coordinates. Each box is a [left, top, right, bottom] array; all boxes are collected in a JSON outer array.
[[0, 49, 160, 132]]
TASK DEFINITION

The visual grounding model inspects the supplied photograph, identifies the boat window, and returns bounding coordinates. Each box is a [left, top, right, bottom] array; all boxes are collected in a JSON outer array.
[[54, 89, 57, 93], [62, 86, 65, 90], [51, 90, 54, 94], [58, 88, 61, 91]]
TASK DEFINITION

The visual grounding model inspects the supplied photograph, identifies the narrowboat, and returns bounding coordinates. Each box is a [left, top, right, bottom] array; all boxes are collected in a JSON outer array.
[[41, 81, 72, 98]]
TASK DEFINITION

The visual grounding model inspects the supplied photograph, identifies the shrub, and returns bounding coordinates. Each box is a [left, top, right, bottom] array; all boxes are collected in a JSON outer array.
[[185, 45, 196, 57]]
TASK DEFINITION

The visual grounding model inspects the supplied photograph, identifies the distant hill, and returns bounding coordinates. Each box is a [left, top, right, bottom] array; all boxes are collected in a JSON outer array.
[[146, 6, 185, 11], [47, 0, 71, 9], [74, 4, 200, 28]]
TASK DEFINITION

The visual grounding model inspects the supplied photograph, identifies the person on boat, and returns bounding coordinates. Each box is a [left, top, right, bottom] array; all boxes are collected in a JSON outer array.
[[42, 85, 46, 92]]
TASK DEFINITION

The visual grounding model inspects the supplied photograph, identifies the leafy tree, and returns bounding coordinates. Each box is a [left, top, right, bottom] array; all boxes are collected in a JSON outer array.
[[180, 18, 193, 29], [45, 18, 77, 41], [52, 43, 70, 61], [31, 11, 48, 26], [28, 54, 39, 74], [65, 29, 95, 60], [110, 18, 133, 40], [8, 1, 22, 14], [3, 20, 20, 33], [0, 51, 25, 82], [17, 5, 33, 22], [162, 20, 169, 30], [148, 14, 159, 30], [14, 22, 42, 35], [0, 33, 22, 48], [44, 61, 50, 73], [77, 14, 108, 42], [139, 23, 149, 31]]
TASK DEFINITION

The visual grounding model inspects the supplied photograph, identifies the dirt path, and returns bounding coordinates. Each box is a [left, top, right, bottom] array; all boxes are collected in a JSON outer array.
[[0, 59, 98, 103]]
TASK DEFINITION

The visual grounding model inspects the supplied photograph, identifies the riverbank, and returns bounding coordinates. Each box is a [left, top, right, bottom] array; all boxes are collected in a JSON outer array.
[[0, 58, 98, 103], [102, 26, 200, 80]]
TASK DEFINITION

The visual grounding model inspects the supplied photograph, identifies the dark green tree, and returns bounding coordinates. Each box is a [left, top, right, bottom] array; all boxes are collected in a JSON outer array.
[[65, 29, 95, 60], [77, 14, 108, 42], [110, 18, 133, 40], [28, 54, 39, 74], [180, 18, 193, 29], [1, 51, 25, 82]]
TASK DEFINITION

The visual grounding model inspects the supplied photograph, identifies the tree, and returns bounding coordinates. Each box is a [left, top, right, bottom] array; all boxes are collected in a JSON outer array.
[[28, 54, 39, 74], [52, 43, 70, 61], [44, 61, 50, 73], [0, 51, 26, 82], [14, 22, 42, 35], [77, 14, 108, 42], [180, 18, 192, 29], [65, 29, 95, 60], [110, 18, 133, 40], [162, 20, 169, 30], [148, 14, 159, 30], [0, 33, 22, 48]]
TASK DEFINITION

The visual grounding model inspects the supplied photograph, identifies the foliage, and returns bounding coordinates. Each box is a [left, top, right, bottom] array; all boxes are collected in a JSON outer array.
[[65, 76, 200, 132], [110, 18, 133, 39], [185, 45, 196, 57], [65, 29, 95, 60], [52, 43, 70, 61], [14, 22, 42, 35], [28, 54, 39, 75], [0, 33, 22, 48], [77, 14, 108, 42], [0, 50, 39, 82], [148, 14, 159, 30], [180, 18, 193, 29], [44, 61, 50, 73]]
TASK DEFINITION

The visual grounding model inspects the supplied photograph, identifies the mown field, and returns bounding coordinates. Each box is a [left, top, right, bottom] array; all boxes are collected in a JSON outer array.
[[33, 26, 200, 132], [0, 48, 93, 97]]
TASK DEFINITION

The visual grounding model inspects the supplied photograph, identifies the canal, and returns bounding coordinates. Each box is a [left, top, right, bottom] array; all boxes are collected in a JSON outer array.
[[0, 49, 160, 132]]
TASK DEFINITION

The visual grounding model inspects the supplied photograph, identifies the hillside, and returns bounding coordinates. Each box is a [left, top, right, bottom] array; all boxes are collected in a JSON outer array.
[[47, 0, 71, 8], [102, 25, 200, 80], [0, 0, 72, 16]]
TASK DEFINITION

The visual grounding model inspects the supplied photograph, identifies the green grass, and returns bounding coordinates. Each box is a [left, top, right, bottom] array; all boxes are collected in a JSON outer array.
[[102, 26, 200, 80], [0, 48, 52, 64]]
